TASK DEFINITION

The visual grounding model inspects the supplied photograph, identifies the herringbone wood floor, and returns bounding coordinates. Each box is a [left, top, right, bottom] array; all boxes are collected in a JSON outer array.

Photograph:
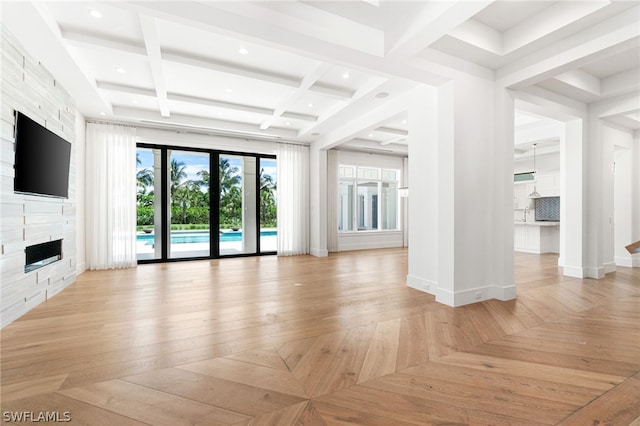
[[1, 249, 639, 425]]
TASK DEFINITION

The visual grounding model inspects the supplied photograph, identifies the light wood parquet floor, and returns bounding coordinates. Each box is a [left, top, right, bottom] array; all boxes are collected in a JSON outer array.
[[1, 249, 639, 425]]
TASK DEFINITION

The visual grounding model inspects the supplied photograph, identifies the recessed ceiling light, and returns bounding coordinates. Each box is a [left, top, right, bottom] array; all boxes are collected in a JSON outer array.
[[368, 133, 374, 137], [307, 103, 313, 108], [238, 48, 249, 55], [89, 9, 102, 19], [225, 88, 232, 93], [115, 67, 126, 74], [342, 72, 350, 79], [402, 119, 407, 124], [286, 121, 291, 126], [132, 100, 138, 104], [99, 112, 106, 116], [375, 92, 389, 98]]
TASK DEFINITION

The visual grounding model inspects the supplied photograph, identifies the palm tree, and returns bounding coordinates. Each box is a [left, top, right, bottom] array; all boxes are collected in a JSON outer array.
[[170, 158, 187, 198], [219, 158, 241, 196], [136, 153, 154, 193], [259, 168, 277, 225]]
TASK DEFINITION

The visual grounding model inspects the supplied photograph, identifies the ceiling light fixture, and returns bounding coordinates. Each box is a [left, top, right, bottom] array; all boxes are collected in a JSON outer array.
[[115, 67, 126, 74], [89, 9, 102, 18], [529, 143, 541, 199], [402, 119, 407, 124], [99, 112, 106, 116], [286, 121, 291, 126], [342, 72, 350, 79], [238, 48, 249, 55], [307, 103, 313, 108], [225, 88, 232, 93]]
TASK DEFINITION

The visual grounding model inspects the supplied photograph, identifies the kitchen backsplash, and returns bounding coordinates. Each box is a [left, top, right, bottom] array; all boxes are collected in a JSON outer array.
[[535, 196, 560, 221]]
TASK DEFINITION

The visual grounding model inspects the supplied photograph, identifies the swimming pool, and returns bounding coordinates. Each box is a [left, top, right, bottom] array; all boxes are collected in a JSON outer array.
[[137, 230, 277, 245]]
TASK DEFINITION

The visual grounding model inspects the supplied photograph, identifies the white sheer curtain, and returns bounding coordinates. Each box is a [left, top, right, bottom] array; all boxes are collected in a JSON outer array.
[[86, 122, 137, 269], [277, 143, 309, 256], [327, 149, 338, 252]]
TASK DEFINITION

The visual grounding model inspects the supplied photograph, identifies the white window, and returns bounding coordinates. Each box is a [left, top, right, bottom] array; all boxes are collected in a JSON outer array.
[[338, 165, 400, 232]]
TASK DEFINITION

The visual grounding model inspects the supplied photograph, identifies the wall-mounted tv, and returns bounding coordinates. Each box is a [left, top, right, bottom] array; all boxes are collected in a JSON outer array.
[[14, 111, 71, 198]]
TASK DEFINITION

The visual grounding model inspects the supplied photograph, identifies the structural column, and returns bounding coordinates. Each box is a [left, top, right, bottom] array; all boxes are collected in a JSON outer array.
[[309, 144, 328, 257], [407, 76, 516, 306]]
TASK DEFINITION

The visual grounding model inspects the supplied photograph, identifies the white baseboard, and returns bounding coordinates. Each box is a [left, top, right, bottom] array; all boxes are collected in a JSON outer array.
[[76, 262, 87, 275], [406, 275, 516, 307], [603, 262, 616, 274], [309, 248, 328, 257], [635, 258, 640, 268], [406, 275, 436, 296], [562, 265, 585, 278], [585, 266, 605, 279], [615, 256, 634, 268]]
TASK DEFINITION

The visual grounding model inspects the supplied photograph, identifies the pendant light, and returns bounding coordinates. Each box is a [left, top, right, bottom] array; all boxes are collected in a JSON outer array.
[[529, 143, 541, 198]]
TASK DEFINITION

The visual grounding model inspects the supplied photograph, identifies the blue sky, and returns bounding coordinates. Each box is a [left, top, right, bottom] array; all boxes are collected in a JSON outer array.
[[137, 149, 276, 186]]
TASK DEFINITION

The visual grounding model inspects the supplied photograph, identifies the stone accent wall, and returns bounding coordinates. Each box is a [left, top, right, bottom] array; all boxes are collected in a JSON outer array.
[[0, 28, 77, 327]]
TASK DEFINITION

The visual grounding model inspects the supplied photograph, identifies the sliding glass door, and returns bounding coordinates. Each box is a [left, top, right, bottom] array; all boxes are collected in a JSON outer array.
[[136, 144, 276, 263], [168, 150, 210, 259]]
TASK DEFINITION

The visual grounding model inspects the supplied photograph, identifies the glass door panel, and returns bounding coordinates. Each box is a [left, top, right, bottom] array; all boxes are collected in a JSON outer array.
[[219, 155, 257, 256], [259, 158, 277, 253], [136, 147, 162, 261], [168, 150, 210, 259]]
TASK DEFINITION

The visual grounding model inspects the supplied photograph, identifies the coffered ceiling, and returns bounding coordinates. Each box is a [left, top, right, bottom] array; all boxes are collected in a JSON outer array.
[[3, 1, 639, 156]]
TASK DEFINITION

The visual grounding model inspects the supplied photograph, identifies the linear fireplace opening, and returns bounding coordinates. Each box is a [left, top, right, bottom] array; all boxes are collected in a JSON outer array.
[[25, 239, 62, 273]]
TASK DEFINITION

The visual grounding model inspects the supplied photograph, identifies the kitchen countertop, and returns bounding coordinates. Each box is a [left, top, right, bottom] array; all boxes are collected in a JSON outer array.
[[514, 221, 560, 226]]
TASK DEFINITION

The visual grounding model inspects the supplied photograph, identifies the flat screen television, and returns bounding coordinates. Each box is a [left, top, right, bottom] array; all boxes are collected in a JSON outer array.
[[14, 111, 71, 198]]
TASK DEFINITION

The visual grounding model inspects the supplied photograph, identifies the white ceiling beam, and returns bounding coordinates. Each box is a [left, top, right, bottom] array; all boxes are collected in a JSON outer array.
[[167, 93, 274, 116], [375, 127, 408, 136], [113, 106, 299, 140], [497, 5, 640, 89], [161, 49, 300, 88], [386, 0, 494, 58], [299, 75, 388, 138], [503, 1, 610, 55], [97, 80, 276, 116], [448, 19, 502, 56], [341, 139, 408, 156], [259, 62, 329, 130], [96, 81, 156, 97], [313, 87, 414, 150], [61, 27, 147, 56], [2, 2, 112, 116], [601, 68, 640, 98], [379, 135, 407, 146], [593, 93, 640, 119], [552, 69, 601, 97], [139, 16, 170, 117], [603, 114, 640, 130], [212, 1, 384, 56]]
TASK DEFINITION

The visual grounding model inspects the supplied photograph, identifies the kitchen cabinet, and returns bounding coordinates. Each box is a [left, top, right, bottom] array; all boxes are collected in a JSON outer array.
[[514, 222, 560, 253]]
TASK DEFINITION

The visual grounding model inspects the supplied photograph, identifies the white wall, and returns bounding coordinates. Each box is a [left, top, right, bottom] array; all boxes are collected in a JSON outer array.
[[0, 29, 78, 327], [336, 150, 405, 251]]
